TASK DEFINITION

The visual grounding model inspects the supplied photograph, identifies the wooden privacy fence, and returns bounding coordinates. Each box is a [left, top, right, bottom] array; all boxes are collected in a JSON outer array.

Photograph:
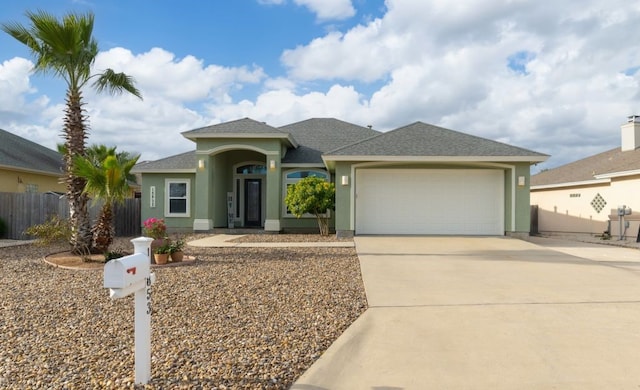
[[0, 192, 141, 239]]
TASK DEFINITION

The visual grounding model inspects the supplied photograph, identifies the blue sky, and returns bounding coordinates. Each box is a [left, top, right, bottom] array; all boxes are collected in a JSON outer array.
[[1, 0, 639, 170]]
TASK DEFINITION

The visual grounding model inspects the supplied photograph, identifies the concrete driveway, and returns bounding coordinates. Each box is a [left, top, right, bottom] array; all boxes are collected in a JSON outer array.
[[292, 236, 640, 389]]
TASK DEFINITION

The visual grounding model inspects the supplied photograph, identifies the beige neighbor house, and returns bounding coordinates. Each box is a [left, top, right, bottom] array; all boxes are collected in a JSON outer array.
[[531, 116, 640, 240], [0, 128, 65, 193]]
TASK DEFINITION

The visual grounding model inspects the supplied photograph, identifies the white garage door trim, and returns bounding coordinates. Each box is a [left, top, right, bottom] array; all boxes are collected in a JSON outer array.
[[355, 169, 504, 235]]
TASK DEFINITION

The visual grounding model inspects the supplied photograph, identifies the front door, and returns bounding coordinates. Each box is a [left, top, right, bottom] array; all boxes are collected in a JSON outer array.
[[244, 179, 262, 227]]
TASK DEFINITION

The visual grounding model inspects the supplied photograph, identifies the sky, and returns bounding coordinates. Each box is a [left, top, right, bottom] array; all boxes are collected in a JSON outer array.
[[1, 0, 640, 172]]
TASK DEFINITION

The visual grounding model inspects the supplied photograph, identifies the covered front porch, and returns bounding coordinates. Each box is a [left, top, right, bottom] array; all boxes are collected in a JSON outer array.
[[192, 147, 284, 232]]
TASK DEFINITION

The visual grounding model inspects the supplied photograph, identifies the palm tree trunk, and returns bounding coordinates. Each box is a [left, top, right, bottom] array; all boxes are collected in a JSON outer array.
[[64, 89, 92, 254], [93, 202, 114, 253]]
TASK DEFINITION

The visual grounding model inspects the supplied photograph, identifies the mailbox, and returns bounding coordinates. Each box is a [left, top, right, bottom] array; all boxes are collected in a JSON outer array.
[[103, 236, 155, 385], [104, 253, 150, 289]]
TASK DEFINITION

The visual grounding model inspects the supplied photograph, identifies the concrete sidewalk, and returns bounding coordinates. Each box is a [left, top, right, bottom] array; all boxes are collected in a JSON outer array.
[[292, 236, 640, 389], [187, 234, 354, 248]]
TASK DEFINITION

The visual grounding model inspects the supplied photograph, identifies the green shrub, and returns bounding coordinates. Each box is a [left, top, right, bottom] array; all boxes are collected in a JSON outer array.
[[104, 248, 126, 262], [24, 215, 72, 246], [284, 176, 335, 236]]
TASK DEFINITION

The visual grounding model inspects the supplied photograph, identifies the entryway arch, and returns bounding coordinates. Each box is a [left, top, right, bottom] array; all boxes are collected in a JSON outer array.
[[233, 161, 267, 227]]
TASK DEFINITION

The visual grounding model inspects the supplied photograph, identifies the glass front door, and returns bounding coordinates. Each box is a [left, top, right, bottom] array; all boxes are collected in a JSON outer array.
[[244, 179, 262, 227]]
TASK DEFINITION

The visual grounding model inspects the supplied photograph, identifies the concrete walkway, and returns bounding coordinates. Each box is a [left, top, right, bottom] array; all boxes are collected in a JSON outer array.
[[187, 234, 354, 248], [292, 236, 640, 389], [0, 239, 35, 248]]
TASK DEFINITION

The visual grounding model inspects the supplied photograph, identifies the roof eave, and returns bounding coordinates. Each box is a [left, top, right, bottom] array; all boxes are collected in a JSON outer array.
[[131, 168, 196, 174], [322, 155, 549, 163], [530, 178, 611, 190], [0, 164, 63, 177], [182, 132, 298, 148], [593, 168, 640, 179]]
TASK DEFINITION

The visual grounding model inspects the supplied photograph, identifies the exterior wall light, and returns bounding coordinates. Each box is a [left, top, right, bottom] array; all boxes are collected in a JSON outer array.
[[198, 159, 205, 170], [518, 176, 525, 186], [269, 160, 276, 170], [341, 175, 349, 186]]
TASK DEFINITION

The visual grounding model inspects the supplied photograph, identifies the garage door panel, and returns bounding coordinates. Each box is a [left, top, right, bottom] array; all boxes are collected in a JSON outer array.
[[355, 169, 504, 235]]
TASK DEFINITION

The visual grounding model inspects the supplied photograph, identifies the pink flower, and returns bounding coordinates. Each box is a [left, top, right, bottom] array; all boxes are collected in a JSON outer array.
[[143, 218, 166, 239]]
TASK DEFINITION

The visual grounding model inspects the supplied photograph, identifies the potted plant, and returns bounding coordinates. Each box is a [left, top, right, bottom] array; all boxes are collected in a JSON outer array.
[[154, 242, 171, 265], [169, 238, 185, 262], [143, 218, 167, 260]]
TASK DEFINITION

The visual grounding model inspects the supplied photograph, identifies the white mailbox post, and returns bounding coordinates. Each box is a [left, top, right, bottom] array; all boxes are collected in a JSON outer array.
[[104, 237, 155, 384]]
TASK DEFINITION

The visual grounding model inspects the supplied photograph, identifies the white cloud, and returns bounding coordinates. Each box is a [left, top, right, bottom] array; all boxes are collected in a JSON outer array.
[[93, 47, 265, 103], [275, 0, 640, 168], [4, 0, 640, 170], [209, 84, 368, 127], [258, 0, 355, 21], [1, 47, 268, 161], [0, 58, 40, 116], [293, 0, 355, 21]]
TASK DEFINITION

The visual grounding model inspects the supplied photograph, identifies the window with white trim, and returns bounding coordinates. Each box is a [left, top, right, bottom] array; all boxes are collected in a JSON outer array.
[[165, 179, 190, 217], [283, 170, 329, 217]]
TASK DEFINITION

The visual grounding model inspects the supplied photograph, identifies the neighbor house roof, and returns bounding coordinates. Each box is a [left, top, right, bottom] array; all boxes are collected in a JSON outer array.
[[181, 117, 298, 147], [279, 118, 380, 164], [323, 122, 548, 162], [531, 147, 640, 188], [0, 128, 63, 175]]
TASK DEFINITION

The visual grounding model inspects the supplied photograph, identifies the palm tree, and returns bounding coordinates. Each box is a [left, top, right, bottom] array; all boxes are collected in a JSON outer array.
[[73, 146, 140, 253], [2, 11, 142, 253]]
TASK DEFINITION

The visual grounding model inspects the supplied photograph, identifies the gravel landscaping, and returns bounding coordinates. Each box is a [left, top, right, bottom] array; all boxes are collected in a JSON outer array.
[[0, 237, 367, 389]]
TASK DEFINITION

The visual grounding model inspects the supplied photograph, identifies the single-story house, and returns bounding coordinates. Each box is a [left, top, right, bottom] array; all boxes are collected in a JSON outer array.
[[531, 116, 640, 239], [0, 128, 65, 193], [132, 118, 547, 237]]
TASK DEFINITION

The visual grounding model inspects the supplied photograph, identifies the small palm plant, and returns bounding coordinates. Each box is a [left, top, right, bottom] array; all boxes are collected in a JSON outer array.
[[73, 146, 139, 252]]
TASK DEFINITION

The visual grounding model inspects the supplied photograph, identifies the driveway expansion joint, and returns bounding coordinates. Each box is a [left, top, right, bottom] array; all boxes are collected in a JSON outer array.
[[368, 300, 640, 309]]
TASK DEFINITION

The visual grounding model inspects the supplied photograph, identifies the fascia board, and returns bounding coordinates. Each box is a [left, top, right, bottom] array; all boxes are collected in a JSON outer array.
[[0, 164, 62, 177], [322, 155, 549, 163], [281, 163, 326, 168], [594, 169, 640, 179], [530, 178, 610, 190], [132, 169, 196, 174], [182, 132, 298, 148]]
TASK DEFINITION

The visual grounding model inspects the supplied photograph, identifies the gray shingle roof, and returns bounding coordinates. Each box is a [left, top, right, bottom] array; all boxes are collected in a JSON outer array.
[[279, 118, 380, 163], [132, 150, 195, 172], [135, 119, 548, 172], [325, 122, 548, 159], [182, 117, 289, 136], [0, 128, 63, 175], [531, 147, 640, 186]]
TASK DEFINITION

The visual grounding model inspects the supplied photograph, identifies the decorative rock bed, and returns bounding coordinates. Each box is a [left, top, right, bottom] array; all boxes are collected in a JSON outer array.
[[0, 237, 367, 389]]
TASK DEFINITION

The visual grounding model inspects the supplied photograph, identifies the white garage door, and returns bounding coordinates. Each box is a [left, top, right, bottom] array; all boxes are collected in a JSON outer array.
[[355, 169, 504, 235]]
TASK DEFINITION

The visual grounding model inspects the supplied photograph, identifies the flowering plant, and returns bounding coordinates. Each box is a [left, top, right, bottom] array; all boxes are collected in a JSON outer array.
[[143, 218, 166, 239], [169, 237, 185, 253]]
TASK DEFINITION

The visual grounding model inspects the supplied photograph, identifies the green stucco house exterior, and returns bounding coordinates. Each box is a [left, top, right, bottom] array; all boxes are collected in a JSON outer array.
[[132, 118, 548, 237]]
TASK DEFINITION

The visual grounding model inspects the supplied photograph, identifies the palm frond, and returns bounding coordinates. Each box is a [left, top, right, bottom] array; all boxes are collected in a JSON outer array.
[[92, 69, 142, 99]]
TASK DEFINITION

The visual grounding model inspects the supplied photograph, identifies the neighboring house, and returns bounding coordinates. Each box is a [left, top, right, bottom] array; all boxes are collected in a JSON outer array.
[[132, 118, 547, 237], [0, 128, 65, 193], [531, 116, 640, 239]]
